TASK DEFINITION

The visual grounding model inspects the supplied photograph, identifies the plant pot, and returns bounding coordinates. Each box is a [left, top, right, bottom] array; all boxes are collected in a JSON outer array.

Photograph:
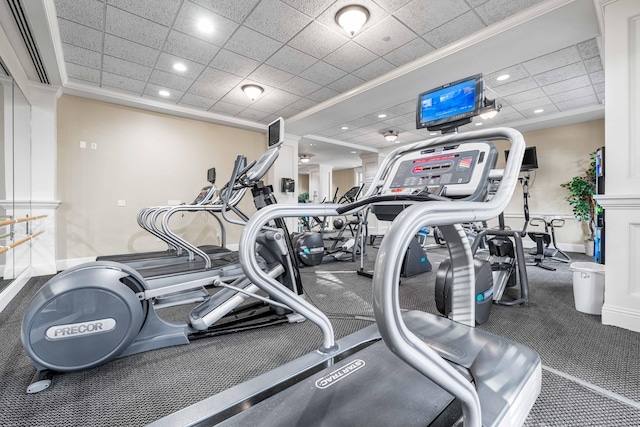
[[584, 239, 595, 257]]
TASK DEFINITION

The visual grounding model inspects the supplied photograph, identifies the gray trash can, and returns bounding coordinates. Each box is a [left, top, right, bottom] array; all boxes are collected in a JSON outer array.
[[570, 262, 605, 315]]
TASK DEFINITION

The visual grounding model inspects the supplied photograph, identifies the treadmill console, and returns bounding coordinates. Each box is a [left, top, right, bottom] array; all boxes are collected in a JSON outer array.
[[381, 141, 496, 198]]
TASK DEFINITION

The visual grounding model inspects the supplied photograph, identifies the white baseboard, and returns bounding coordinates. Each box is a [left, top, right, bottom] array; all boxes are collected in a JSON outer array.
[[31, 263, 58, 276], [56, 257, 96, 271], [601, 304, 640, 333], [0, 267, 32, 314]]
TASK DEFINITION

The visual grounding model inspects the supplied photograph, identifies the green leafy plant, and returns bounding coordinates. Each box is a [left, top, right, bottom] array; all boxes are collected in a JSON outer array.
[[298, 192, 309, 203], [561, 152, 597, 241]]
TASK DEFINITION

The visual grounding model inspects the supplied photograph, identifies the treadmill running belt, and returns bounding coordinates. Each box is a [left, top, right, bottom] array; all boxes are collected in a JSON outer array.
[[137, 252, 240, 278], [216, 340, 462, 427], [96, 245, 230, 263]]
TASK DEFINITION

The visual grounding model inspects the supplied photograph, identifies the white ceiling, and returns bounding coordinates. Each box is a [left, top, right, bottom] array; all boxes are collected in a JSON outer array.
[[27, 0, 604, 171]]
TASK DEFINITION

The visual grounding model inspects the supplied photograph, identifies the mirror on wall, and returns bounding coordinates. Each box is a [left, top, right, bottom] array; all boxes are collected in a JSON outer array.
[[0, 58, 32, 282]]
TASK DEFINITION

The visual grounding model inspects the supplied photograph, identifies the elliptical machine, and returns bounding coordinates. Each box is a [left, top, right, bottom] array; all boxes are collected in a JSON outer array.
[[20, 118, 307, 393]]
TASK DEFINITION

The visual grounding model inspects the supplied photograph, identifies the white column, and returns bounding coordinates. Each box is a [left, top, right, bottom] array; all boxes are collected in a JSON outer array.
[[360, 152, 388, 238], [595, 0, 640, 332], [27, 82, 61, 276], [267, 133, 299, 231], [308, 164, 333, 204]]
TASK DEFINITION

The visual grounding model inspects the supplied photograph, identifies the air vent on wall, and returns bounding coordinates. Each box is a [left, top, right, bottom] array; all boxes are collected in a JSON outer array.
[[7, 0, 49, 84]]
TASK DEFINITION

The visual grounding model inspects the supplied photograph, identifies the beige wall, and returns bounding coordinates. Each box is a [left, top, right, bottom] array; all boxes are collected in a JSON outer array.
[[56, 95, 266, 260], [492, 119, 604, 247], [332, 168, 356, 202]]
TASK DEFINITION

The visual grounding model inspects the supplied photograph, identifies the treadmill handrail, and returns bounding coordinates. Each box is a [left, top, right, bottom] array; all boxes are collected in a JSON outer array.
[[371, 127, 525, 427]]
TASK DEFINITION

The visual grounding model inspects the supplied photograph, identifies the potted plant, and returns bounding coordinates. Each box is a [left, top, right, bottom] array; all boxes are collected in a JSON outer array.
[[561, 151, 597, 256]]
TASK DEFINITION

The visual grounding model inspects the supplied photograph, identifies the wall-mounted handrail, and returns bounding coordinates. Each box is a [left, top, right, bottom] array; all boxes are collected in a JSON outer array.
[[0, 215, 48, 228], [0, 230, 44, 254]]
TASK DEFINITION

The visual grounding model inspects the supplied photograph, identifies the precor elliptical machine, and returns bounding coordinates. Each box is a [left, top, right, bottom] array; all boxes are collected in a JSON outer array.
[[20, 118, 307, 393]]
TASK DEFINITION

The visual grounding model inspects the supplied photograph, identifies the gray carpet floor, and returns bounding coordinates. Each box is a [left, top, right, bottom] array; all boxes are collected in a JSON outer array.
[[0, 242, 638, 426]]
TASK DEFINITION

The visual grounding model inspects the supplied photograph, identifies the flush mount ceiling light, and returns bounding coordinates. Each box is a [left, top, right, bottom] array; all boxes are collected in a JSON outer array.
[[299, 154, 313, 163], [479, 97, 502, 120], [173, 62, 187, 72], [158, 90, 170, 97], [497, 74, 510, 81], [335, 5, 370, 36], [382, 130, 399, 143], [242, 84, 264, 101]]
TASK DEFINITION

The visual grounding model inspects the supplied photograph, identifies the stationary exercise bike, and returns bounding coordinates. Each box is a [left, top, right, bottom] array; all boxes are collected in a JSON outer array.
[[528, 217, 572, 270], [21, 118, 306, 393]]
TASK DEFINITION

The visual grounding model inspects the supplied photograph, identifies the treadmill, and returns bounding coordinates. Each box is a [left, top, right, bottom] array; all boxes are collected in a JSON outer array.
[[150, 127, 541, 427]]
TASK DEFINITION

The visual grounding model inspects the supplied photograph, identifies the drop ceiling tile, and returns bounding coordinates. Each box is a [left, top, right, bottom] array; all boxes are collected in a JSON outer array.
[[352, 58, 396, 80], [593, 82, 604, 95], [388, 100, 417, 115], [327, 74, 366, 93], [490, 77, 538, 97], [490, 111, 525, 124], [467, 0, 490, 6], [281, 0, 335, 17], [101, 71, 146, 93], [555, 94, 598, 111], [383, 37, 435, 66], [577, 38, 599, 60], [62, 43, 102, 68], [422, 11, 485, 49], [324, 42, 378, 73], [541, 74, 591, 95], [289, 97, 319, 111], [248, 64, 295, 88], [395, 0, 469, 35], [252, 89, 301, 112], [58, 18, 103, 51], [282, 76, 322, 97], [501, 88, 546, 105], [485, 64, 530, 87], [172, 2, 239, 46], [288, 21, 349, 59], [219, 87, 264, 107], [154, 52, 205, 80], [189, 68, 243, 99], [179, 93, 217, 110], [163, 31, 220, 65], [143, 83, 184, 101], [274, 106, 302, 118], [345, 116, 378, 128], [316, 127, 343, 137], [519, 104, 559, 119], [584, 56, 603, 73], [354, 16, 419, 56], [307, 87, 340, 102], [474, 0, 544, 26], [108, 0, 181, 26], [266, 46, 317, 75], [225, 26, 283, 62], [190, 0, 261, 23], [300, 61, 347, 86], [238, 108, 271, 121], [244, 0, 312, 43], [549, 86, 595, 104], [589, 70, 604, 84], [383, 114, 413, 127], [522, 46, 582, 75], [105, 6, 169, 50], [148, 69, 194, 91], [104, 34, 159, 67], [65, 62, 101, 83], [103, 55, 152, 81], [533, 62, 587, 86], [55, 0, 104, 30], [511, 96, 553, 112], [211, 101, 246, 115], [209, 50, 260, 77], [374, 0, 414, 13]]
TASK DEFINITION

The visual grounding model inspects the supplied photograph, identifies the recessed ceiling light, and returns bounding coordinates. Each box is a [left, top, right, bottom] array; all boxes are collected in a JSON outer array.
[[475, 122, 483, 126], [173, 63, 187, 72], [158, 90, 170, 97], [341, 126, 349, 130], [310, 143, 313, 146], [378, 113, 387, 118], [197, 18, 214, 34], [497, 74, 510, 81], [534, 108, 544, 113], [351, 151, 356, 154], [429, 132, 437, 136]]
